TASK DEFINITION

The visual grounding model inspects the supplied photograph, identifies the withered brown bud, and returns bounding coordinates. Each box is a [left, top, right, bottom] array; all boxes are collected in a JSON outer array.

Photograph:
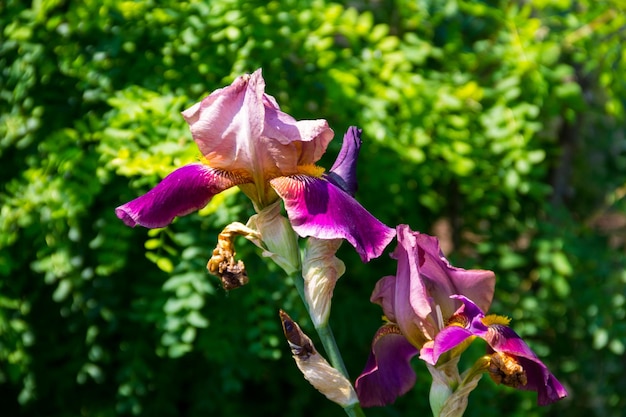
[[279, 310, 315, 359], [488, 352, 528, 388], [207, 223, 260, 290], [278, 310, 358, 407]]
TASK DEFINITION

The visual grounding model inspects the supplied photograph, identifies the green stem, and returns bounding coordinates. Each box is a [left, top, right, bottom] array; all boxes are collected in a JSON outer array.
[[344, 402, 367, 417], [291, 273, 367, 417], [315, 323, 349, 377]]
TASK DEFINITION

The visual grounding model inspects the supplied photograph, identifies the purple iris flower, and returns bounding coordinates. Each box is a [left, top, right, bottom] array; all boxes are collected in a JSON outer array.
[[355, 225, 495, 407], [115, 69, 395, 262], [421, 295, 568, 405]]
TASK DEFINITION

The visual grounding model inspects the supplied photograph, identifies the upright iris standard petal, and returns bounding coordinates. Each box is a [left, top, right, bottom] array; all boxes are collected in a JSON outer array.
[[388, 225, 496, 347], [270, 175, 395, 262], [404, 226, 495, 321], [181, 69, 334, 181], [115, 164, 245, 228], [355, 324, 420, 407], [325, 126, 362, 195]]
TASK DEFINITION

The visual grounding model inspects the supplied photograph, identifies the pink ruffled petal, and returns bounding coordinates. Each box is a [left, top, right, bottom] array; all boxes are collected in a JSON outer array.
[[391, 225, 495, 333], [270, 175, 395, 262], [182, 70, 265, 173], [116, 164, 244, 228], [355, 324, 419, 407], [182, 69, 333, 180]]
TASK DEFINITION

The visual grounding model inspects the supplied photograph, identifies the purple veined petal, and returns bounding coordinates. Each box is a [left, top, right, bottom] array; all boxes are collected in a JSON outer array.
[[392, 225, 440, 345], [514, 356, 569, 405], [450, 295, 488, 325], [355, 324, 419, 407], [370, 275, 398, 323], [484, 324, 540, 360], [480, 311, 568, 405], [325, 126, 362, 196], [420, 325, 475, 365], [414, 232, 495, 317], [115, 164, 246, 228], [270, 175, 395, 262]]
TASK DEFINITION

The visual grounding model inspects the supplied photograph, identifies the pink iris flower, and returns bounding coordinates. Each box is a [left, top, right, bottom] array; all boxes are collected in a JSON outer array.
[[421, 295, 568, 405], [355, 224, 496, 406], [115, 69, 394, 262]]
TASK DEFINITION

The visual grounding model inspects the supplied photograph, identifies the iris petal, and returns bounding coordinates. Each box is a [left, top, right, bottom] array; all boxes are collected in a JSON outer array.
[[408, 229, 495, 319], [325, 126, 362, 195], [452, 296, 568, 405], [181, 71, 265, 173], [115, 164, 245, 228], [355, 324, 419, 407], [182, 69, 333, 181], [270, 175, 395, 262], [370, 275, 398, 323], [420, 326, 474, 365], [514, 356, 569, 405]]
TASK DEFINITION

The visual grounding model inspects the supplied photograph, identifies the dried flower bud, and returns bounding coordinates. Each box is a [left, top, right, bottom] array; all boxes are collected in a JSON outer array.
[[488, 352, 528, 388], [279, 310, 358, 407], [207, 222, 261, 290]]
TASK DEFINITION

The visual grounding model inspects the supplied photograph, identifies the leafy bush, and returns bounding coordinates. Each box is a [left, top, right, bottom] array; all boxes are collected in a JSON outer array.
[[1, 0, 624, 416]]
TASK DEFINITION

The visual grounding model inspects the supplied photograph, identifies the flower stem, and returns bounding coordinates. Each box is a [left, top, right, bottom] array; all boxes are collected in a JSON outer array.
[[315, 323, 349, 377], [291, 273, 367, 417]]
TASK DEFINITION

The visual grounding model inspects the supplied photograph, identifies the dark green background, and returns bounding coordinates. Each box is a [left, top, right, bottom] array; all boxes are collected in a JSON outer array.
[[1, 1, 625, 416]]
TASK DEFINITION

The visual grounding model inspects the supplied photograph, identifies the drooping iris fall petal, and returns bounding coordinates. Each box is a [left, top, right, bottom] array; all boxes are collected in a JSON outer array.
[[482, 324, 568, 405], [270, 175, 395, 262], [419, 325, 475, 366], [426, 295, 568, 405], [355, 324, 419, 407], [115, 164, 244, 228]]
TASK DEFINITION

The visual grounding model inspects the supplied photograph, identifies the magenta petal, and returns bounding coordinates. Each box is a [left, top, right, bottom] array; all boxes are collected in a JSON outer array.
[[485, 325, 541, 360], [355, 325, 419, 407], [270, 175, 395, 262], [515, 356, 569, 405], [115, 164, 243, 228], [421, 326, 474, 365], [483, 319, 568, 404], [326, 126, 362, 195], [395, 225, 496, 320], [370, 275, 398, 323]]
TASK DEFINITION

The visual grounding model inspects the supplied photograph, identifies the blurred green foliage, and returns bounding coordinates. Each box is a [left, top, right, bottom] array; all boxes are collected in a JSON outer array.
[[1, 0, 625, 416]]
